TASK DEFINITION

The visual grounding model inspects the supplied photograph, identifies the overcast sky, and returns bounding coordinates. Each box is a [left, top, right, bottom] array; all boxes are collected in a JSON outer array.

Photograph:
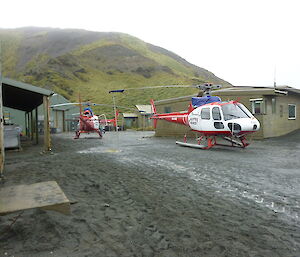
[[1, 0, 299, 88]]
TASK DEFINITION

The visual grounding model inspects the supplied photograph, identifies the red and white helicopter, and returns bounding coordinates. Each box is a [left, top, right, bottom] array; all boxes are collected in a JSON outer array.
[[50, 101, 116, 139], [74, 106, 103, 139], [110, 83, 260, 149]]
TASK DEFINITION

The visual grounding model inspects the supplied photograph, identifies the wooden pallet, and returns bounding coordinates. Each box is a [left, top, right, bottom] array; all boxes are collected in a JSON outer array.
[[0, 181, 70, 215]]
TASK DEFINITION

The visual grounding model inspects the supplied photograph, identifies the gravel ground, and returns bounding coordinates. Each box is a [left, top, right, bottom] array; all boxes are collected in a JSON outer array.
[[0, 130, 300, 257]]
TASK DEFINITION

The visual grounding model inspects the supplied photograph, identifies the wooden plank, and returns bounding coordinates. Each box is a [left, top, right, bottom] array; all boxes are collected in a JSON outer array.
[[0, 181, 70, 215]]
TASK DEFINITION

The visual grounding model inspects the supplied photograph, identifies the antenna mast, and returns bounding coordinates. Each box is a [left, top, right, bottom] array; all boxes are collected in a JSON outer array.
[[274, 65, 277, 88]]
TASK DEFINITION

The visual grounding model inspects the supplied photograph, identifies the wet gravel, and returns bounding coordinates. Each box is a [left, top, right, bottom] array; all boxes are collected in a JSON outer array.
[[0, 130, 300, 257]]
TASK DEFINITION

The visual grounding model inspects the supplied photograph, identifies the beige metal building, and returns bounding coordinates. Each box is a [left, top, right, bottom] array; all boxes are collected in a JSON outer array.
[[154, 86, 300, 139], [135, 105, 153, 129], [122, 105, 154, 130]]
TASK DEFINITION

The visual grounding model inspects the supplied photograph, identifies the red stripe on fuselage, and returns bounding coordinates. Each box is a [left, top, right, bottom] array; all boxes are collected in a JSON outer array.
[[191, 130, 256, 136], [151, 112, 189, 126]]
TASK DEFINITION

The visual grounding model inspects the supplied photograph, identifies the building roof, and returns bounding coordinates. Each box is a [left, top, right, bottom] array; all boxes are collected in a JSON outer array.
[[155, 85, 300, 104], [49, 94, 76, 111], [135, 105, 153, 115], [1, 77, 54, 112], [123, 113, 138, 118], [212, 86, 290, 96]]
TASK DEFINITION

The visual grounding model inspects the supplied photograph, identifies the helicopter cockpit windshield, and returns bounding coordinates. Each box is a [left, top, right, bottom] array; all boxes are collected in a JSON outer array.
[[221, 103, 253, 121]]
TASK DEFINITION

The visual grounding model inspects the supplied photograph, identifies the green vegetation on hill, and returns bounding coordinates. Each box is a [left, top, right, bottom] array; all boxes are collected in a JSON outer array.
[[0, 27, 231, 116]]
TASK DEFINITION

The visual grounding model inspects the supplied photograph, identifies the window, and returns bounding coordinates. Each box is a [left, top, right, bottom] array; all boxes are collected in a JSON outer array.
[[221, 103, 250, 121], [164, 107, 171, 113], [237, 103, 254, 118], [212, 107, 221, 120], [201, 108, 210, 120], [288, 104, 296, 119], [214, 122, 224, 129], [250, 99, 264, 114], [272, 98, 276, 114]]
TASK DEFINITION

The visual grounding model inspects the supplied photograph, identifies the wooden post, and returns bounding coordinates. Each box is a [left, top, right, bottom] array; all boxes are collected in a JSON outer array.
[[55, 110, 58, 130], [35, 108, 39, 145], [30, 111, 34, 141], [0, 41, 4, 178], [43, 96, 51, 152], [62, 110, 66, 132], [25, 112, 28, 136]]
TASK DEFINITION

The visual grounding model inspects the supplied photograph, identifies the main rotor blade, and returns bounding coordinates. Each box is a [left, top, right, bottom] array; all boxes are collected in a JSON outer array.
[[50, 103, 80, 108], [109, 85, 197, 93]]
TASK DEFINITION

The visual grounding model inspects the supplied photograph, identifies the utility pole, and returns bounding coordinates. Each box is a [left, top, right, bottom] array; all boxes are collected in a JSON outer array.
[[112, 94, 118, 131], [274, 65, 277, 88], [0, 41, 5, 179]]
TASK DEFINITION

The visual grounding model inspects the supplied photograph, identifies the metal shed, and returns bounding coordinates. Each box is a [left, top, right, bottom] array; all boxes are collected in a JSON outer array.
[[0, 77, 54, 175], [135, 105, 154, 128]]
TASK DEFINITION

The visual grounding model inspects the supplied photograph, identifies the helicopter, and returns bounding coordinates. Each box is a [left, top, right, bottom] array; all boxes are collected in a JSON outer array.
[[50, 101, 109, 139], [74, 106, 103, 139], [51, 97, 138, 138], [110, 83, 260, 149]]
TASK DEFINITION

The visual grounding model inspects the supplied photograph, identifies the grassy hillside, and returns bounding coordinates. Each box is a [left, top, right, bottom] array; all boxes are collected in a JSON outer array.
[[0, 27, 231, 115]]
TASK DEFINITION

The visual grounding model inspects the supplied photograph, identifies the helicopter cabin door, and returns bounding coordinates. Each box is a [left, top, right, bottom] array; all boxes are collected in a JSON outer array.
[[198, 106, 225, 133], [199, 107, 213, 132]]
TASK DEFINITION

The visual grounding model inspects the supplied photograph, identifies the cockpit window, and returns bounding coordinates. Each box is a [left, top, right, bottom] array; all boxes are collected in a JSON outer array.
[[201, 108, 210, 120], [212, 107, 221, 120], [221, 103, 251, 121], [237, 103, 254, 118]]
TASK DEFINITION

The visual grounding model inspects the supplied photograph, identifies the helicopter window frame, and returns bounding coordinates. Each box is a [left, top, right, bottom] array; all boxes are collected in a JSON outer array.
[[221, 103, 251, 121], [212, 107, 222, 120], [200, 108, 211, 120], [237, 103, 254, 118]]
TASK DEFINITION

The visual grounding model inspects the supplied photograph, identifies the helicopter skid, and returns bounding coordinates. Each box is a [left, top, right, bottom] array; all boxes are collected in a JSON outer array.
[[176, 141, 207, 149], [74, 130, 102, 139], [176, 134, 249, 150]]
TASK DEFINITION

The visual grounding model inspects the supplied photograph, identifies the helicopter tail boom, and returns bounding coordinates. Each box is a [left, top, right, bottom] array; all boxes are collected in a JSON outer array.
[[151, 113, 189, 125], [150, 99, 189, 127]]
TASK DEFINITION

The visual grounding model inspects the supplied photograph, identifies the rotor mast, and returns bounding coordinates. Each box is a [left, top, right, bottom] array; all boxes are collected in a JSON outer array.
[[196, 83, 222, 96]]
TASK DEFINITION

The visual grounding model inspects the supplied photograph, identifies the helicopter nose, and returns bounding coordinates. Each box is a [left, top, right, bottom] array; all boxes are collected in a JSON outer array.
[[248, 119, 260, 131], [253, 120, 260, 131], [236, 118, 260, 133]]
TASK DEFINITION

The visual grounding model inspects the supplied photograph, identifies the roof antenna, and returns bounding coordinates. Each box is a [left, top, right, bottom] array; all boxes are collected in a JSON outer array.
[[273, 65, 277, 88]]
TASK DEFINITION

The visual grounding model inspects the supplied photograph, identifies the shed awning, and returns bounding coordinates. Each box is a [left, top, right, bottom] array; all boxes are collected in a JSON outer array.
[[1, 77, 54, 112], [123, 113, 138, 118], [135, 105, 153, 115]]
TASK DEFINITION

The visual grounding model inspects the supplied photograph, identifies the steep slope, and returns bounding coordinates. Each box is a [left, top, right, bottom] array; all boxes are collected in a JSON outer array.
[[0, 27, 231, 114]]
